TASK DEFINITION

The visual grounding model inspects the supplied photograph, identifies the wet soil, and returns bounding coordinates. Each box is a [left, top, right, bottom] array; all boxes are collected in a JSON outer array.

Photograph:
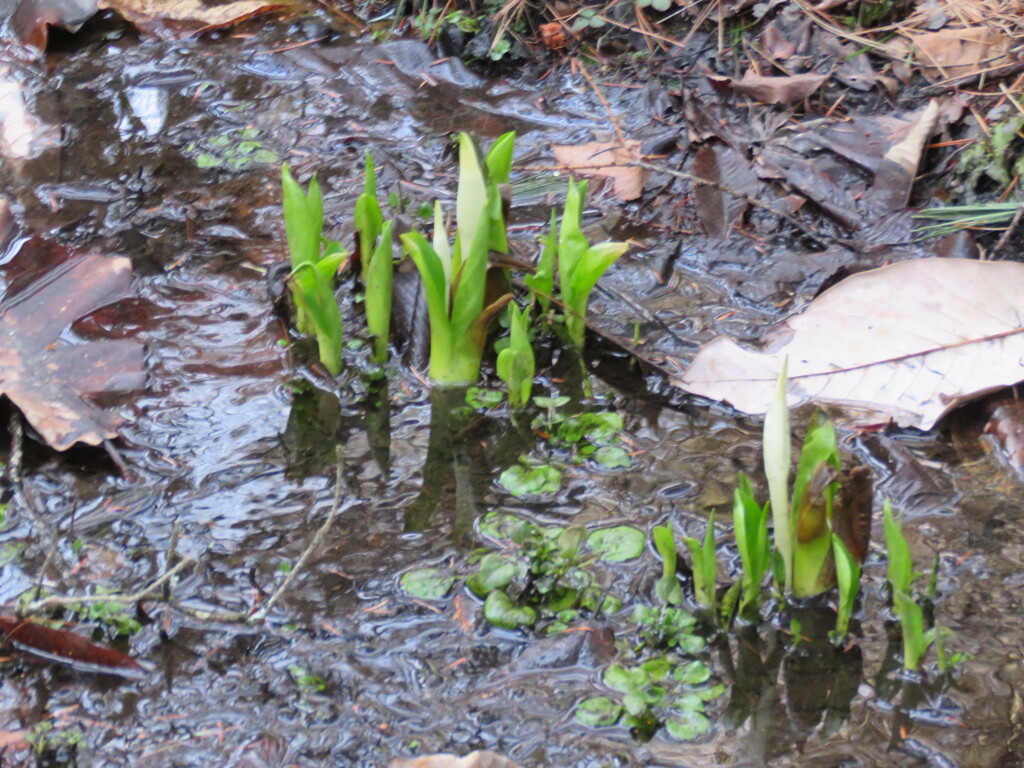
[[0, 13, 1021, 768]]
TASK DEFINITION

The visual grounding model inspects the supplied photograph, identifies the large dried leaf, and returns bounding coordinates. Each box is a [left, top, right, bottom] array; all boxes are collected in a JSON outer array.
[[899, 26, 1013, 82], [676, 258, 1024, 430], [96, 0, 292, 36], [551, 140, 647, 201], [0, 237, 146, 450]]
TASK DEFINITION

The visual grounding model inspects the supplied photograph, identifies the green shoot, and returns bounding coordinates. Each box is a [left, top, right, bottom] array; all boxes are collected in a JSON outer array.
[[790, 414, 841, 598], [893, 589, 933, 671], [883, 499, 913, 595], [733, 474, 770, 616], [399, 132, 515, 385], [365, 220, 393, 364], [525, 210, 557, 317], [831, 534, 860, 640], [763, 359, 791, 592], [883, 499, 937, 671], [355, 152, 392, 363], [355, 150, 384, 284], [652, 524, 681, 605], [684, 513, 717, 611], [496, 303, 534, 408], [557, 179, 628, 350], [281, 164, 346, 375]]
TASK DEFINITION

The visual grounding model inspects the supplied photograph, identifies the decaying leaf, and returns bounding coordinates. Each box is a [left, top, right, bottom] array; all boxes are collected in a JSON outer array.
[[730, 70, 828, 104], [391, 751, 522, 768], [551, 140, 647, 201], [863, 100, 940, 214], [0, 237, 146, 450], [676, 258, 1024, 430], [0, 616, 145, 678], [692, 143, 759, 239], [8, 0, 97, 50], [96, 0, 292, 36], [899, 26, 1013, 82]]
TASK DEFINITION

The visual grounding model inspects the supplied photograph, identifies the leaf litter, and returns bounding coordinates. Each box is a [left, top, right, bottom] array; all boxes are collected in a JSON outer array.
[[0, 234, 145, 450], [677, 258, 1024, 430]]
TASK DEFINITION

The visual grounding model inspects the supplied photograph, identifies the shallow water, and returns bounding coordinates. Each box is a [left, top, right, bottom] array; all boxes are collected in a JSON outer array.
[[0, 14, 1020, 768]]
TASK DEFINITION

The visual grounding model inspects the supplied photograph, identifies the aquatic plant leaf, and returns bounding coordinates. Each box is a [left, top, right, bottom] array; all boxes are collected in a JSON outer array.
[[575, 696, 622, 726], [498, 462, 561, 496], [400, 567, 454, 600], [0, 616, 145, 679], [665, 709, 711, 740], [483, 590, 535, 629], [0, 239, 145, 451], [588, 525, 645, 562], [677, 258, 1024, 430], [390, 750, 523, 768], [551, 140, 647, 201]]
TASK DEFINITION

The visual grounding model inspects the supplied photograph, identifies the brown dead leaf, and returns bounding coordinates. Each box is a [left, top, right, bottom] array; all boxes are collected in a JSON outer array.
[[692, 142, 759, 239], [9, 0, 97, 50], [0, 616, 145, 678], [730, 70, 827, 104], [901, 26, 1013, 81], [391, 751, 522, 768], [676, 258, 1024, 430], [96, 0, 292, 36], [0, 729, 28, 751], [551, 140, 647, 201], [863, 100, 940, 214], [0, 237, 146, 450]]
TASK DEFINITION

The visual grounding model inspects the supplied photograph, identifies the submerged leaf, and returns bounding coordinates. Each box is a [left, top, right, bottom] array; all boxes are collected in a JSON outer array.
[[0, 616, 145, 678], [0, 238, 145, 450], [552, 140, 647, 201]]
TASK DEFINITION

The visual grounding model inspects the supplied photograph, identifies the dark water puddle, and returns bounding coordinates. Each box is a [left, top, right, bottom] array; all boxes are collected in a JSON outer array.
[[0, 20, 1020, 768]]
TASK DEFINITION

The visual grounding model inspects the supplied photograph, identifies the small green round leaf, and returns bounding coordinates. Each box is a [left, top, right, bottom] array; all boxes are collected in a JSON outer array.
[[674, 660, 712, 685], [588, 525, 645, 562], [594, 445, 632, 468], [499, 463, 562, 496], [483, 590, 536, 629], [400, 568, 454, 600], [466, 553, 518, 597], [575, 696, 622, 727], [665, 710, 711, 740]]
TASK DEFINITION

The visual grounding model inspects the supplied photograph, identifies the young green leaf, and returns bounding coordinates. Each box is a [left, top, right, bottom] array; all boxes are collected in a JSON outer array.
[[355, 151, 384, 284], [831, 534, 861, 640], [525, 210, 557, 315], [763, 359, 792, 592], [496, 303, 534, 408], [365, 220, 393, 363], [884, 499, 913, 595], [483, 590, 536, 629], [684, 513, 717, 610], [733, 473, 770, 615]]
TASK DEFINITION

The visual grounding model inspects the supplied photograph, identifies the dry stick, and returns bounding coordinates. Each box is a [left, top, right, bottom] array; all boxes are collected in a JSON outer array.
[[992, 205, 1024, 254], [572, 60, 855, 251], [20, 557, 195, 614], [247, 447, 346, 624]]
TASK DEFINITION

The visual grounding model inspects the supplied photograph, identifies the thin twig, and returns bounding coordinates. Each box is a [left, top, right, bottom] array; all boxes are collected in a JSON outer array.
[[247, 447, 346, 624], [993, 205, 1024, 253], [20, 557, 195, 614]]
